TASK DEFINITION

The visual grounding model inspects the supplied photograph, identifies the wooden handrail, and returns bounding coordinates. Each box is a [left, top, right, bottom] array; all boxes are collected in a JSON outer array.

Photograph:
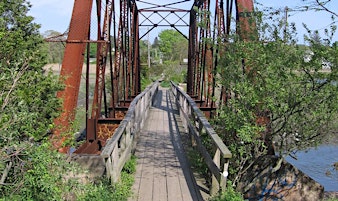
[[170, 81, 232, 195], [101, 81, 159, 182]]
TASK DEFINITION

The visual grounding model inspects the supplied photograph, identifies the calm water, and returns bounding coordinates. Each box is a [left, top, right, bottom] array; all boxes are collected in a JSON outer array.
[[285, 145, 338, 192]]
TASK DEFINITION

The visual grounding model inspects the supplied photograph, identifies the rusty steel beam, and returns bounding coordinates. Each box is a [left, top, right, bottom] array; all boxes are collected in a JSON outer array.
[[235, 0, 274, 154], [111, 0, 140, 110], [220, 0, 234, 105], [136, 0, 192, 10], [112, 0, 126, 117], [131, 4, 141, 95], [196, 1, 210, 105], [91, 0, 113, 120], [211, 0, 226, 109], [187, 8, 196, 96], [188, 0, 237, 118], [235, 0, 257, 40], [52, 0, 93, 152]]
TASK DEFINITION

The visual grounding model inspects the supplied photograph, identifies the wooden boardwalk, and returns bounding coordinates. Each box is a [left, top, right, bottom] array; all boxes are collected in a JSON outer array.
[[129, 88, 203, 201]]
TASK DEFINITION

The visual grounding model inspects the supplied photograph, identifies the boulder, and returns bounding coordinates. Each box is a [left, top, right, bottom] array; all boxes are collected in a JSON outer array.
[[71, 154, 106, 178], [237, 155, 324, 201]]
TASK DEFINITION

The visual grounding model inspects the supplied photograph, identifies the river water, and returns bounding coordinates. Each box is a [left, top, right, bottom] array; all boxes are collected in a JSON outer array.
[[285, 145, 338, 192]]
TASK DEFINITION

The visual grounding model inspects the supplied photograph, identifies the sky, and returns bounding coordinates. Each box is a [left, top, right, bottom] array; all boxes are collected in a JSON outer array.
[[28, 0, 338, 44]]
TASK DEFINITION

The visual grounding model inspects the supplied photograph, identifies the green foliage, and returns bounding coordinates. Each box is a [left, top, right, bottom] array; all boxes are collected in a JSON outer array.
[[42, 30, 65, 64], [0, 1, 137, 200], [158, 29, 188, 61], [209, 181, 244, 201], [0, 1, 65, 197], [122, 155, 137, 174], [139, 40, 149, 65], [78, 156, 136, 201], [326, 198, 338, 201], [186, 139, 209, 179], [1, 141, 137, 200], [8, 143, 71, 200], [162, 61, 187, 84], [160, 80, 171, 88], [0, 0, 62, 143], [215, 9, 338, 186]]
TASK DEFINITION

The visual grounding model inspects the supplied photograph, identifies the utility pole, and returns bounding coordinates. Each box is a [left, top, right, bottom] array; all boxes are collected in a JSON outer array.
[[284, 6, 288, 42], [147, 27, 150, 69]]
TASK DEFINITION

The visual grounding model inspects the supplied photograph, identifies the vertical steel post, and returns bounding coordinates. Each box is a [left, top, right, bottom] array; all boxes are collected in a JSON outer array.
[[235, 0, 256, 41], [187, 6, 196, 96], [52, 0, 93, 152]]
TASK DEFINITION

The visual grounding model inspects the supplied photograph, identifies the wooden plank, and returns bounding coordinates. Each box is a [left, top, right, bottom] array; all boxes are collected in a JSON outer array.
[[130, 89, 198, 201], [165, 99, 184, 201], [152, 108, 167, 201]]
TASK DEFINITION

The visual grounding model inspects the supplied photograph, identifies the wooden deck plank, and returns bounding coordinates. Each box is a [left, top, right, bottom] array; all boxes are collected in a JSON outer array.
[[129, 88, 202, 201], [152, 109, 167, 201]]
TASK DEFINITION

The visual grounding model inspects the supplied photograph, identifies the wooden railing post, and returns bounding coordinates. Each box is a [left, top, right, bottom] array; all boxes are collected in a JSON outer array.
[[211, 149, 221, 196], [111, 146, 119, 182], [220, 158, 229, 192], [170, 81, 232, 196], [101, 81, 159, 183]]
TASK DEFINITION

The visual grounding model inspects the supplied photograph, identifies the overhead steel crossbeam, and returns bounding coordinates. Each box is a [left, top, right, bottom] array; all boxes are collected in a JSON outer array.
[[136, 0, 192, 10], [136, 0, 192, 39]]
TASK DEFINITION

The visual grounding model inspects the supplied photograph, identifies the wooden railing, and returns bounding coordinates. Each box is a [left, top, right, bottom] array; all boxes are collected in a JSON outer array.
[[170, 81, 232, 195], [101, 81, 159, 182]]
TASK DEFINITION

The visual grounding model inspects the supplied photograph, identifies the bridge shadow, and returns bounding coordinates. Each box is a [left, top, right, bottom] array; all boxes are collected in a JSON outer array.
[[132, 88, 206, 201], [164, 89, 205, 201]]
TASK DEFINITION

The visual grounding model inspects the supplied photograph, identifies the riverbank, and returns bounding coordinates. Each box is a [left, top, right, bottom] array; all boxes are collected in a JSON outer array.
[[324, 191, 338, 199]]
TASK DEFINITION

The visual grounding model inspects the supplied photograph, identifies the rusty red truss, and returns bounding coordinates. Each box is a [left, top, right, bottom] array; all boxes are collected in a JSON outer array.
[[52, 0, 257, 153]]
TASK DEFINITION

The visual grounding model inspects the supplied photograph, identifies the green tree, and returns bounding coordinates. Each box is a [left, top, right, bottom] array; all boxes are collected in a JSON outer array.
[[215, 11, 338, 186], [0, 0, 62, 196], [300, 0, 338, 18], [152, 36, 159, 49], [158, 29, 188, 61], [0, 1, 137, 199], [43, 30, 65, 64], [139, 39, 149, 64]]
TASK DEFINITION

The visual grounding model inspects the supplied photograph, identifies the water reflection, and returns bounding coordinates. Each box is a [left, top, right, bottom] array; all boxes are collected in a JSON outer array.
[[285, 145, 338, 192]]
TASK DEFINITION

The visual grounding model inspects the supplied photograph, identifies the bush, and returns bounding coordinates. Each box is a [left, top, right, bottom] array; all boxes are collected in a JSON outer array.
[[1, 143, 137, 200], [209, 181, 244, 201]]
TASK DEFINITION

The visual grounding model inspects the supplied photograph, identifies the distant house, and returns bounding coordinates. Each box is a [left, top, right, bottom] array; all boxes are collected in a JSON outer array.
[[303, 50, 331, 70], [303, 50, 314, 63], [322, 61, 332, 70]]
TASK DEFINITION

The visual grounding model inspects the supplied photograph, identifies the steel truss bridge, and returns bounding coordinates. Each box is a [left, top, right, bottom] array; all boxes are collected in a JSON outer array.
[[48, 0, 258, 198]]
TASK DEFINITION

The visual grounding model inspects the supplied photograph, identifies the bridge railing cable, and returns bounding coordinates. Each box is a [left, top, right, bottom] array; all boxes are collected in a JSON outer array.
[[101, 81, 159, 182], [170, 81, 232, 195]]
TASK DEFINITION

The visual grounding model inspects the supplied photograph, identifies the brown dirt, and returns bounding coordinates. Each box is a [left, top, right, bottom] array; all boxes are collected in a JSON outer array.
[[43, 63, 99, 74]]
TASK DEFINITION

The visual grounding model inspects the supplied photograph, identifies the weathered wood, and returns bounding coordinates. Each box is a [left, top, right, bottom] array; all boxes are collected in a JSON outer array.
[[211, 149, 221, 196], [170, 81, 232, 195], [130, 89, 201, 201], [101, 81, 159, 182]]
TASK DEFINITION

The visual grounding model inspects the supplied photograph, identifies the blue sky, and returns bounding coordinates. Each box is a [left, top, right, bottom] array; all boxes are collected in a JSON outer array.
[[28, 0, 338, 43]]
